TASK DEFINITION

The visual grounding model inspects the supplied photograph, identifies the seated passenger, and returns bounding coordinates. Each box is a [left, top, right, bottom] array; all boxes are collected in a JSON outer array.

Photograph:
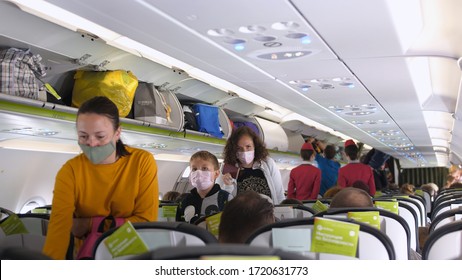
[[280, 198, 303, 205], [351, 180, 370, 193], [176, 151, 232, 223], [218, 190, 274, 244], [162, 191, 180, 202], [329, 188, 373, 208], [323, 185, 342, 199], [399, 183, 415, 195]]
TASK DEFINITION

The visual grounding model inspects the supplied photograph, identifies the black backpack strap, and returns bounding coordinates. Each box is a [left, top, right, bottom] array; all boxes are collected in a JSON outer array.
[[217, 190, 229, 210]]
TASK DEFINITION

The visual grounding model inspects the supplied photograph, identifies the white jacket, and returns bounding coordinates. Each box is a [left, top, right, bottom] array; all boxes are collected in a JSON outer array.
[[216, 157, 285, 204]]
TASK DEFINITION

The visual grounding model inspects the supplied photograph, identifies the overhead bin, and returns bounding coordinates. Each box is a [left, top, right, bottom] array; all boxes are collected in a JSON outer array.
[[165, 78, 237, 105], [217, 96, 265, 116], [280, 120, 343, 144], [254, 117, 289, 152], [284, 129, 306, 154]]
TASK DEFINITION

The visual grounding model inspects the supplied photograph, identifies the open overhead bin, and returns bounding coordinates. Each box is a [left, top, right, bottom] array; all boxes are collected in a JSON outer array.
[[217, 96, 266, 117], [254, 117, 289, 152], [280, 119, 343, 145]]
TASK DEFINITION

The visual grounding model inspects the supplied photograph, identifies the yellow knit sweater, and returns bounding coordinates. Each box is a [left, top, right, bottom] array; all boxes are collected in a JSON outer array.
[[43, 146, 159, 259]]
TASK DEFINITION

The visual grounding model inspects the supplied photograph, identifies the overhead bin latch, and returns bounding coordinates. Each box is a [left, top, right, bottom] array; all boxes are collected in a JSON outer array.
[[73, 54, 92, 66]]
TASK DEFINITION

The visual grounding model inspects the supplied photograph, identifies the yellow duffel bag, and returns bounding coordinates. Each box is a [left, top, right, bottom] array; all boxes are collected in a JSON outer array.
[[72, 70, 138, 117]]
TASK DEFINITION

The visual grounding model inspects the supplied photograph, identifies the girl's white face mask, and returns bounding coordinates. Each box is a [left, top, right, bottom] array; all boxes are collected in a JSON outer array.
[[237, 150, 254, 165], [189, 170, 214, 191]]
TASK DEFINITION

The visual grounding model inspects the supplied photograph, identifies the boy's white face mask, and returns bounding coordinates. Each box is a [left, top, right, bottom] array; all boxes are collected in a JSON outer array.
[[190, 170, 214, 191]]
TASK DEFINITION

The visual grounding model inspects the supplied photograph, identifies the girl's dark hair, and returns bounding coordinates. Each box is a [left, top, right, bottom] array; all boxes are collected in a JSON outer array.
[[223, 126, 268, 165], [77, 96, 130, 157], [344, 144, 359, 160]]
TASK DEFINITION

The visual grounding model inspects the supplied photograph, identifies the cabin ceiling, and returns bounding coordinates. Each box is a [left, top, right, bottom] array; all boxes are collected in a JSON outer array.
[[4, 0, 462, 168]]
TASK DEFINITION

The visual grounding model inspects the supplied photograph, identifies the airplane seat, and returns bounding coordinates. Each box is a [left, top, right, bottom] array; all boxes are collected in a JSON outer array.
[[131, 244, 313, 260], [173, 177, 193, 194], [315, 207, 411, 260], [0, 245, 51, 260], [431, 199, 462, 221], [245, 217, 395, 260], [0, 233, 46, 253], [422, 220, 462, 260], [17, 213, 50, 236], [157, 203, 179, 222], [93, 221, 218, 259], [429, 208, 462, 233]]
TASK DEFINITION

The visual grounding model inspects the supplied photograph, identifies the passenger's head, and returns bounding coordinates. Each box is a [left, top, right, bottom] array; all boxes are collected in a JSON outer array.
[[323, 186, 342, 199], [76, 96, 129, 162], [445, 174, 456, 188], [300, 142, 315, 161], [400, 183, 415, 195], [280, 198, 303, 206], [330, 188, 373, 208], [162, 191, 181, 202], [189, 151, 220, 195], [421, 183, 439, 197], [351, 180, 370, 193], [223, 126, 268, 166], [449, 182, 462, 189], [218, 191, 274, 244], [344, 139, 359, 161], [324, 145, 337, 160]]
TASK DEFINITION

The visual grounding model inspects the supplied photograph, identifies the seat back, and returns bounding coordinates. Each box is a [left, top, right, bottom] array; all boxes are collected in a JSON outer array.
[[431, 199, 462, 221], [0, 246, 51, 260], [395, 197, 424, 227], [316, 207, 410, 260], [157, 203, 178, 222], [422, 220, 462, 260], [429, 208, 462, 233], [246, 217, 395, 260], [17, 213, 49, 236], [274, 205, 315, 220], [94, 221, 217, 259], [0, 233, 46, 252], [132, 244, 312, 260], [396, 202, 419, 251]]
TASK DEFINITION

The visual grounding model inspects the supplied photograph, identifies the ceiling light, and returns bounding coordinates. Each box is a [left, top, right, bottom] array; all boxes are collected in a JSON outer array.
[[255, 50, 311, 60], [2, 127, 60, 136], [271, 21, 300, 31], [434, 146, 448, 153], [238, 25, 265, 34], [134, 143, 167, 149], [207, 28, 234, 37], [254, 35, 276, 42]]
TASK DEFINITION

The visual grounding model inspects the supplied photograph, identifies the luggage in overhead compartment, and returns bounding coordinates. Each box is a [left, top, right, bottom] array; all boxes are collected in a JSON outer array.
[[132, 82, 172, 125], [233, 121, 260, 136], [72, 69, 138, 117], [192, 103, 224, 138], [0, 47, 61, 102]]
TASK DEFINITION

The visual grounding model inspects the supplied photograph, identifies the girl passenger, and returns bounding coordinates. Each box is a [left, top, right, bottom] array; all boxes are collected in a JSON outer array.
[[219, 126, 285, 204]]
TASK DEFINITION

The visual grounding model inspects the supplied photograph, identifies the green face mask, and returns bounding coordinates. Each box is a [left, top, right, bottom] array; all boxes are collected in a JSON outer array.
[[79, 141, 116, 164]]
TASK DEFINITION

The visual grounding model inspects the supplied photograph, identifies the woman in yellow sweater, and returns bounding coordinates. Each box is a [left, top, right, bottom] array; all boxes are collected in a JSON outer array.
[[43, 96, 159, 260]]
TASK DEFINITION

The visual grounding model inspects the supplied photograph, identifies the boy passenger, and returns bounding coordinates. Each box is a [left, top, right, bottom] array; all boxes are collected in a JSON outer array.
[[176, 151, 232, 223]]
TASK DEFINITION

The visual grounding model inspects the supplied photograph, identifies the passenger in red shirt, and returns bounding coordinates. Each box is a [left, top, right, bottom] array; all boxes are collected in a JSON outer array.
[[337, 140, 376, 196], [287, 142, 321, 200]]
